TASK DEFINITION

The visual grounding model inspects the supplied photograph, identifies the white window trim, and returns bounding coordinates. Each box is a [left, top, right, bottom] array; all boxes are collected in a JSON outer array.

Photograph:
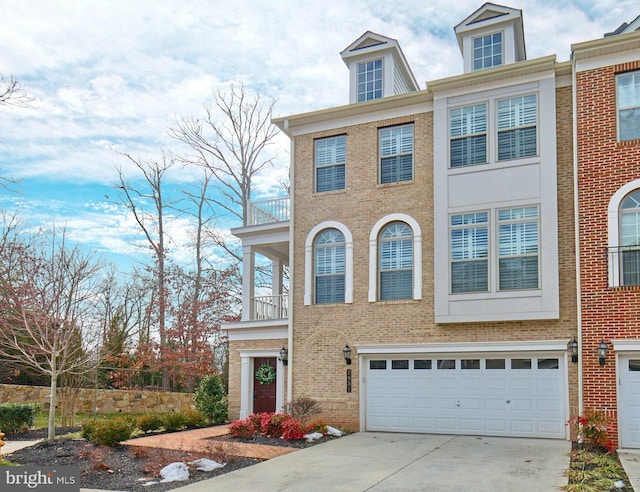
[[304, 221, 353, 305], [368, 213, 422, 302], [608, 179, 640, 287]]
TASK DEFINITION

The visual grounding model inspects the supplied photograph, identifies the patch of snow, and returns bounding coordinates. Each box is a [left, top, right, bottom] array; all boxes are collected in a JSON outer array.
[[159, 462, 190, 483], [142, 482, 158, 487], [326, 426, 343, 437], [304, 432, 323, 442], [188, 458, 227, 472], [614, 480, 625, 489]]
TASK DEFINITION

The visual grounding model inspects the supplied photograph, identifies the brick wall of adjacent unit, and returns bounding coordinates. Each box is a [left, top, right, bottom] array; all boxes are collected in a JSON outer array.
[[577, 60, 640, 446], [289, 85, 578, 430], [227, 338, 287, 420]]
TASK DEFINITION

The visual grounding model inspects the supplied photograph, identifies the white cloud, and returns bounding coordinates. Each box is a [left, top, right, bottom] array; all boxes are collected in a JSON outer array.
[[0, 0, 638, 266]]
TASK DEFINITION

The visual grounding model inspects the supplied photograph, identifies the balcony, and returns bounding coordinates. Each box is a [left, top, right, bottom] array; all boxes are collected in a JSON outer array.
[[609, 246, 640, 286], [253, 294, 288, 320], [248, 197, 289, 226]]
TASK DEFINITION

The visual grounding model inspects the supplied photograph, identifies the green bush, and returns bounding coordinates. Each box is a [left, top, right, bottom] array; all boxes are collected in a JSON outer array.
[[81, 417, 134, 447], [161, 411, 187, 432], [193, 374, 228, 424], [137, 414, 163, 433], [0, 403, 41, 433], [182, 408, 208, 429]]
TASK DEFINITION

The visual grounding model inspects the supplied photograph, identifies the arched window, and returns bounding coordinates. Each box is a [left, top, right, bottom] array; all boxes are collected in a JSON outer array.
[[314, 229, 346, 304], [620, 190, 640, 286], [379, 222, 413, 300]]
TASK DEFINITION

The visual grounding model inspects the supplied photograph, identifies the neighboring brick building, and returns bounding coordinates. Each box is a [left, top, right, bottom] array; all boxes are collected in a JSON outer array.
[[224, 4, 640, 448], [574, 26, 640, 448]]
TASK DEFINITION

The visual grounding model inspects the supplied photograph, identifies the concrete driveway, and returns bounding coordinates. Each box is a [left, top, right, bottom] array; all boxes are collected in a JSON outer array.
[[175, 432, 570, 492]]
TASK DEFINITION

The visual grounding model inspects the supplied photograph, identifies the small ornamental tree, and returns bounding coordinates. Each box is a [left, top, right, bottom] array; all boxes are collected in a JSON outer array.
[[193, 373, 228, 424]]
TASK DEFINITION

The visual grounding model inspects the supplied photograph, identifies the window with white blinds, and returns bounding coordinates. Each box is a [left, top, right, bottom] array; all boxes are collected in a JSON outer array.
[[314, 229, 346, 303], [379, 222, 413, 300], [617, 71, 640, 142], [315, 135, 346, 193], [498, 206, 539, 290], [450, 212, 489, 293], [450, 104, 487, 167], [497, 95, 537, 160], [379, 124, 413, 184]]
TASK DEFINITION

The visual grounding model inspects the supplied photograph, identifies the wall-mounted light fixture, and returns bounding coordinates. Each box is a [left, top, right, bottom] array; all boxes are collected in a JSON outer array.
[[569, 338, 579, 364], [343, 344, 352, 365], [598, 340, 608, 367], [279, 346, 288, 366]]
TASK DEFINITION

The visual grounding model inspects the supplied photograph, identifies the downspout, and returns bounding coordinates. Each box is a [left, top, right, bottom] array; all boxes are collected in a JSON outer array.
[[571, 52, 584, 416], [285, 118, 294, 405]]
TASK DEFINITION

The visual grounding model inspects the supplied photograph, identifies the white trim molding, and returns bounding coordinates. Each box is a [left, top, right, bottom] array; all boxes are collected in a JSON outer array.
[[368, 213, 422, 302], [237, 349, 286, 420], [612, 340, 640, 352], [356, 339, 571, 354], [304, 221, 353, 305]]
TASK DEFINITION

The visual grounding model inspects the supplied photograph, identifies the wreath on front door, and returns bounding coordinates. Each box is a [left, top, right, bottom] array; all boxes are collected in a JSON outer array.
[[255, 363, 276, 385]]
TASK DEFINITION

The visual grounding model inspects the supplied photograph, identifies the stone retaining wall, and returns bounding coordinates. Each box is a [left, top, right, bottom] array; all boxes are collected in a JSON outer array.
[[0, 383, 194, 414]]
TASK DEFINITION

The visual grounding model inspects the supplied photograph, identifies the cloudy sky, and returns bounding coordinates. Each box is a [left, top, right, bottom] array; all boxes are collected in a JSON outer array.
[[0, 0, 637, 269]]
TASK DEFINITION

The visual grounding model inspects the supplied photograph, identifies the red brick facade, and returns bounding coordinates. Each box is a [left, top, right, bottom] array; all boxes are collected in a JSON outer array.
[[577, 60, 640, 446]]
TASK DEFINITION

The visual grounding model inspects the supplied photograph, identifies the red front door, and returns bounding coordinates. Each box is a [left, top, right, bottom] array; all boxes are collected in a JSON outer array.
[[253, 357, 277, 413]]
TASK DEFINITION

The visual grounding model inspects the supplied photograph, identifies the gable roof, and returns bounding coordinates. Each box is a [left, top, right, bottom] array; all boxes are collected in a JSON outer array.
[[340, 31, 419, 91], [454, 2, 524, 53], [605, 14, 640, 37]]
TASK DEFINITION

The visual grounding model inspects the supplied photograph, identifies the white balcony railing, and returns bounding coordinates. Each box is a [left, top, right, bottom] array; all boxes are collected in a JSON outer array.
[[248, 197, 290, 226], [253, 295, 289, 320]]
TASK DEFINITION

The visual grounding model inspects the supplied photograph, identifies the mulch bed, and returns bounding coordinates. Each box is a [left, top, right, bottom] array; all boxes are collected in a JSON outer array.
[[2, 427, 262, 492]]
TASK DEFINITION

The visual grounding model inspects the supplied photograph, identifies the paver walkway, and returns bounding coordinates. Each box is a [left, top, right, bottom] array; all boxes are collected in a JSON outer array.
[[121, 425, 298, 460]]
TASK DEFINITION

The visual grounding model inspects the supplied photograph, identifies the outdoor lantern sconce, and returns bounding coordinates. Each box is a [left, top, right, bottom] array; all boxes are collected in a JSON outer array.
[[569, 338, 579, 364], [279, 346, 288, 366], [343, 344, 352, 365], [598, 340, 608, 367]]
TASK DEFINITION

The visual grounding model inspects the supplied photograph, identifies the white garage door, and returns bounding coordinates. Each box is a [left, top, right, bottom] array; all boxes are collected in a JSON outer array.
[[365, 354, 566, 438], [619, 355, 640, 448]]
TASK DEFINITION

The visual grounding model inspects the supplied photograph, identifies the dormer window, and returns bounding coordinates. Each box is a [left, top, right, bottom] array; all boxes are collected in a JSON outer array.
[[358, 59, 383, 102], [341, 32, 418, 104], [473, 32, 503, 70]]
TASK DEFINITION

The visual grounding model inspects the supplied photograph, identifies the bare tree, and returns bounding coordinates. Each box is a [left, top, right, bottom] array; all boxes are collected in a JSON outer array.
[[0, 226, 105, 440], [170, 83, 279, 229], [0, 74, 34, 108], [115, 153, 177, 390]]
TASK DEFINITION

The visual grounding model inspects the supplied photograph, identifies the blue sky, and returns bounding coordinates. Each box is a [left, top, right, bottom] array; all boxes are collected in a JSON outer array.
[[0, 0, 637, 270]]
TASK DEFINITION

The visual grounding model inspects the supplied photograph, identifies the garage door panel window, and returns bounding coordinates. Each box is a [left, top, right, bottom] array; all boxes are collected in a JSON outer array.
[[392, 360, 409, 370], [511, 359, 532, 369], [438, 359, 456, 369], [486, 359, 506, 369], [537, 358, 559, 369], [629, 360, 640, 371], [414, 360, 432, 369], [370, 360, 387, 370], [461, 359, 480, 369]]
